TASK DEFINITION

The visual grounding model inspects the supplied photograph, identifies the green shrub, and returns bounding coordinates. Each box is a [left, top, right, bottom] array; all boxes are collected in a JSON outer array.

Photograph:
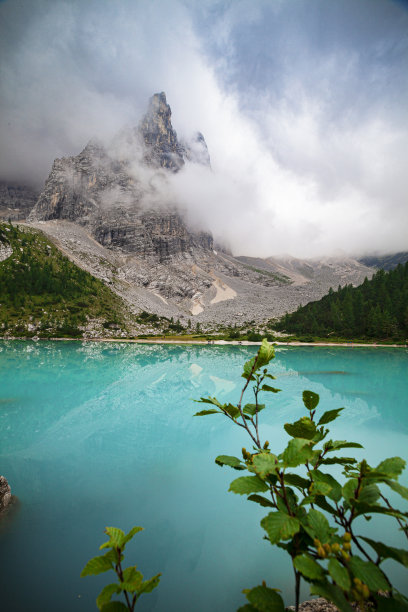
[[247, 330, 263, 341], [194, 340, 408, 611], [81, 526, 161, 611]]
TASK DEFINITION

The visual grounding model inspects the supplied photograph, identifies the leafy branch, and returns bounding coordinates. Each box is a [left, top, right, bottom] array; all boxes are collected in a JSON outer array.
[[81, 526, 161, 611], [194, 339, 408, 611]]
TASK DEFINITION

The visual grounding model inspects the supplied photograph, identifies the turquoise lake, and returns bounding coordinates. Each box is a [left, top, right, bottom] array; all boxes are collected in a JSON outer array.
[[0, 341, 407, 611]]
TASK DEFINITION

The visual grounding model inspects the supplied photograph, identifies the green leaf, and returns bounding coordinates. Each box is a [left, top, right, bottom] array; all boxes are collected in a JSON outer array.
[[313, 495, 337, 515], [223, 403, 240, 419], [194, 409, 220, 416], [256, 339, 276, 369], [252, 453, 279, 478], [376, 596, 408, 612], [215, 455, 246, 470], [284, 417, 317, 440], [317, 408, 344, 425], [121, 526, 143, 547], [383, 480, 408, 500], [359, 537, 408, 567], [282, 438, 314, 468], [244, 585, 284, 612], [247, 494, 274, 508], [327, 440, 363, 451], [320, 456, 357, 466], [229, 476, 269, 495], [276, 487, 298, 515], [260, 385, 281, 393], [139, 573, 161, 594], [311, 470, 342, 502], [120, 567, 143, 592], [242, 357, 257, 380], [348, 556, 390, 591], [302, 390, 319, 411], [96, 584, 120, 610], [243, 403, 266, 416], [310, 581, 353, 611], [309, 481, 332, 496], [81, 553, 114, 577], [201, 396, 223, 407], [312, 429, 328, 444], [393, 591, 408, 605], [101, 527, 125, 549], [261, 511, 300, 544], [342, 478, 358, 500], [351, 501, 408, 519], [328, 558, 351, 590], [376, 457, 406, 478], [306, 509, 331, 543], [358, 483, 381, 504], [293, 554, 325, 580], [100, 603, 129, 612], [283, 473, 310, 490], [122, 567, 140, 582], [237, 605, 258, 612]]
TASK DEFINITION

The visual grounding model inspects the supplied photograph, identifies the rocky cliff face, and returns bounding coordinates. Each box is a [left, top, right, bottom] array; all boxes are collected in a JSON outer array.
[[28, 93, 212, 262], [139, 92, 186, 171], [138, 92, 210, 170]]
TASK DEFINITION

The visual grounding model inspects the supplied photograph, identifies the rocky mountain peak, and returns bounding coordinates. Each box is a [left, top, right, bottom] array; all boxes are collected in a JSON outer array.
[[28, 92, 213, 262], [138, 91, 186, 171]]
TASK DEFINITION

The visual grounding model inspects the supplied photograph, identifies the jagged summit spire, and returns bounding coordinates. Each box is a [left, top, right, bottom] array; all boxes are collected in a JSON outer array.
[[139, 91, 185, 171], [148, 91, 168, 110]]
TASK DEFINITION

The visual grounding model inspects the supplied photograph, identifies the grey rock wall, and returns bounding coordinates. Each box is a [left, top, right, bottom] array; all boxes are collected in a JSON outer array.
[[28, 93, 213, 263]]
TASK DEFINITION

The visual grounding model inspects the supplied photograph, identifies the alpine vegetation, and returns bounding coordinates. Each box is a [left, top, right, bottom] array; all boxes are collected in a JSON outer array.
[[81, 526, 161, 611], [195, 340, 408, 611]]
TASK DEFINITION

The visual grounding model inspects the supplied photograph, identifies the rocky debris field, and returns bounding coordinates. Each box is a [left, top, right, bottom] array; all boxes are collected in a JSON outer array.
[[26, 219, 374, 329]]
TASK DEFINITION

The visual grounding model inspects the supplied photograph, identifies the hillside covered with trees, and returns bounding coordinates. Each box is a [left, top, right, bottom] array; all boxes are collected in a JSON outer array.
[[0, 222, 130, 337], [275, 263, 408, 341]]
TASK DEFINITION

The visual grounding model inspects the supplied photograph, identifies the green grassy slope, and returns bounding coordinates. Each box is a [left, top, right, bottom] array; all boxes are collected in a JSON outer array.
[[0, 222, 130, 337], [274, 264, 408, 341]]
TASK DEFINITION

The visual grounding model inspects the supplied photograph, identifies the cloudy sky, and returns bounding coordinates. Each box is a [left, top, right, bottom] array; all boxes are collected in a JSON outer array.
[[0, 0, 407, 257]]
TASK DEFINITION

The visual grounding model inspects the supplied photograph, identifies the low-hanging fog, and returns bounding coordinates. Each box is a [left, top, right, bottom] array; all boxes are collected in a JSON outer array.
[[0, 0, 407, 258]]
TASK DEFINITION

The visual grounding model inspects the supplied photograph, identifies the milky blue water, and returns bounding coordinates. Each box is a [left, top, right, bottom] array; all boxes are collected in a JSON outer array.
[[0, 341, 407, 611]]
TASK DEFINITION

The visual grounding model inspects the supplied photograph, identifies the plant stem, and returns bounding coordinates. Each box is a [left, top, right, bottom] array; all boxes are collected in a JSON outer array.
[[294, 567, 300, 612], [115, 548, 132, 610], [380, 493, 408, 540], [236, 356, 262, 447]]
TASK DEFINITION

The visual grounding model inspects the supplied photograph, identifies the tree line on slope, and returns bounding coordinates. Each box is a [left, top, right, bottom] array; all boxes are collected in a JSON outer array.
[[275, 264, 408, 340], [0, 222, 127, 335]]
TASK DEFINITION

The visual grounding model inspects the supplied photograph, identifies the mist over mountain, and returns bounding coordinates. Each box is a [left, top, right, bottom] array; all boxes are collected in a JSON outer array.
[[28, 92, 213, 260], [1, 0, 407, 258]]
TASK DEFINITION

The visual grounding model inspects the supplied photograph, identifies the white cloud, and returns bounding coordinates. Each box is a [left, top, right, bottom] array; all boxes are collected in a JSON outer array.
[[0, 0, 407, 257]]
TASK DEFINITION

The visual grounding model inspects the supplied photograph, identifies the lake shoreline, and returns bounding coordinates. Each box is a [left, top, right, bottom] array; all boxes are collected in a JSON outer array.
[[0, 336, 406, 348]]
